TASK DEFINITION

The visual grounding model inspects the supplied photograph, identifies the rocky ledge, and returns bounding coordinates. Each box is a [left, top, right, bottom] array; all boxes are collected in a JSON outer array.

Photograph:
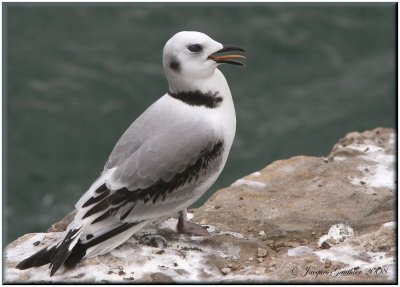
[[4, 128, 396, 283]]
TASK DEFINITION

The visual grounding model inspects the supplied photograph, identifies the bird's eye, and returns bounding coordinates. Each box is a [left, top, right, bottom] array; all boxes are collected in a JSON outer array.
[[187, 44, 202, 52]]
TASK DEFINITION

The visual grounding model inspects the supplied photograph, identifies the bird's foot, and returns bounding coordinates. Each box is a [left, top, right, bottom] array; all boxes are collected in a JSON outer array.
[[177, 220, 210, 236], [177, 210, 210, 236]]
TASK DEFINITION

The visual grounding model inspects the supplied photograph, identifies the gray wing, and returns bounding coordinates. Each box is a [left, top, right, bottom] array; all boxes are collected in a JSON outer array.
[[81, 96, 224, 223], [104, 97, 170, 170], [111, 119, 221, 190]]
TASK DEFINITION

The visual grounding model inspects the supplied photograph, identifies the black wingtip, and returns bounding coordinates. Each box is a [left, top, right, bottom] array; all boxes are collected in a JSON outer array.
[[15, 245, 56, 270], [47, 228, 82, 276], [15, 259, 31, 270], [50, 266, 57, 277]]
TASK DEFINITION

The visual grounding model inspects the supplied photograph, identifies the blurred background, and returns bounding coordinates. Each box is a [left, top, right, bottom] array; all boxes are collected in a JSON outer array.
[[4, 3, 395, 244]]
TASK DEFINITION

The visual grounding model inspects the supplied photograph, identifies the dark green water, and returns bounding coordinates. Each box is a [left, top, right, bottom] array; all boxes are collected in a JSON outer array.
[[4, 3, 395, 244]]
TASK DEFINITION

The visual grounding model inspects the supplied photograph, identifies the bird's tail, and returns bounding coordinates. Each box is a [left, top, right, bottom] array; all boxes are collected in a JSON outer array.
[[16, 225, 83, 276], [16, 221, 147, 276]]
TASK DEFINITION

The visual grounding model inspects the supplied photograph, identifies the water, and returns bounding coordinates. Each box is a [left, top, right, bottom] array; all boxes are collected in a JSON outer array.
[[4, 3, 395, 244]]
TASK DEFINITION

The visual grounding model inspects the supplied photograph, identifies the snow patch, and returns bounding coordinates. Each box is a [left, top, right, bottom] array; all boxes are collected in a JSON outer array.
[[250, 171, 261, 177], [388, 133, 395, 146], [218, 231, 245, 239], [318, 224, 353, 247], [315, 220, 395, 280], [231, 179, 266, 189], [5, 231, 223, 282], [362, 148, 395, 189], [215, 242, 241, 261], [110, 242, 216, 282], [5, 216, 250, 283], [157, 217, 178, 232], [343, 138, 395, 190], [287, 246, 313, 256], [315, 245, 395, 280], [383, 222, 395, 229], [187, 212, 194, 220]]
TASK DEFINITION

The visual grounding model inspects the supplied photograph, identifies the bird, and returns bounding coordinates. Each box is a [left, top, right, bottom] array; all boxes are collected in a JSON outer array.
[[16, 31, 246, 276]]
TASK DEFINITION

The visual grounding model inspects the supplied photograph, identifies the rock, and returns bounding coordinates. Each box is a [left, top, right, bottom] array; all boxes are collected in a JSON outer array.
[[257, 247, 268, 258], [324, 259, 332, 268], [149, 272, 174, 283], [320, 241, 332, 249], [284, 242, 300, 248], [139, 234, 168, 249], [4, 128, 395, 283], [47, 210, 76, 232], [220, 267, 231, 275]]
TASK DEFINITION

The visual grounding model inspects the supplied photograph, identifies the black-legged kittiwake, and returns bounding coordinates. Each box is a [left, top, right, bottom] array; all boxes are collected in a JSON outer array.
[[16, 31, 246, 276]]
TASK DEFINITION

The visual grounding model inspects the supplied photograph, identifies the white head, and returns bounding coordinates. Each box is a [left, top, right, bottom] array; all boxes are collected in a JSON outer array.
[[163, 31, 245, 93]]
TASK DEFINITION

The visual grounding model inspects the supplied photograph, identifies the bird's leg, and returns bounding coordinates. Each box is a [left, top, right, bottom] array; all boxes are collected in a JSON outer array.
[[177, 210, 187, 232], [177, 209, 210, 236]]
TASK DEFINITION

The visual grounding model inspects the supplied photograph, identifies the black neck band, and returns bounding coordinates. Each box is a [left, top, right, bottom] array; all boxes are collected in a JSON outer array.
[[168, 90, 223, 108]]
